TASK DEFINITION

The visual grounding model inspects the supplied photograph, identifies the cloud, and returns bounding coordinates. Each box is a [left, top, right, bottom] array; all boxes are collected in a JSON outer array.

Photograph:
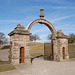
[[36, 39, 51, 43], [0, 20, 26, 23], [50, 15, 75, 23], [52, 6, 75, 9], [34, 0, 61, 3], [39, 34, 48, 38], [34, 0, 75, 6], [32, 27, 49, 34], [63, 30, 75, 35], [0, 15, 37, 23], [56, 27, 75, 30]]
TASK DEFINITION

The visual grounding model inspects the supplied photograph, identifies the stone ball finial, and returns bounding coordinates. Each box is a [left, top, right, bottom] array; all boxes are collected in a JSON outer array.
[[17, 24, 21, 27], [57, 30, 62, 32], [21, 26, 25, 29], [57, 30, 68, 38]]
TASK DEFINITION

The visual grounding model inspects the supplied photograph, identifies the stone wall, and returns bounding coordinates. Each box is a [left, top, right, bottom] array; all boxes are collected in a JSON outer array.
[[69, 44, 75, 58]]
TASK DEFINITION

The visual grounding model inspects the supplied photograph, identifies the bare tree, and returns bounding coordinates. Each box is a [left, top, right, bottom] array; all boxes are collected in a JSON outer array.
[[30, 34, 40, 42], [68, 33, 75, 38], [68, 33, 75, 43], [47, 34, 52, 40], [0, 32, 8, 46], [30, 35, 34, 41]]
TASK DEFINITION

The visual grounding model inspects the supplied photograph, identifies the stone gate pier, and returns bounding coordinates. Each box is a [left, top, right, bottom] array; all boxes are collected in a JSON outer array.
[[8, 24, 31, 65], [54, 30, 69, 61]]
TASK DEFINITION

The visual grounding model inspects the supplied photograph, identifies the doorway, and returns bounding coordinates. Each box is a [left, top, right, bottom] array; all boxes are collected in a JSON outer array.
[[62, 47, 65, 59], [20, 47, 24, 63]]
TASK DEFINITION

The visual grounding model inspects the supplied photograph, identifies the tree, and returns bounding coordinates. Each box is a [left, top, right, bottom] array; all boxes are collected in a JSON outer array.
[[68, 33, 75, 43], [30, 35, 34, 41], [47, 34, 52, 40], [30, 34, 40, 42], [68, 33, 75, 38], [47, 33, 75, 43], [0, 32, 8, 46]]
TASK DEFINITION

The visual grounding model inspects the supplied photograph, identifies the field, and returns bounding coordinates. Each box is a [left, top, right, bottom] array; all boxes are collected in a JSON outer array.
[[0, 42, 75, 58], [30, 42, 44, 53], [0, 45, 10, 50], [30, 42, 44, 57], [30, 42, 75, 58], [0, 64, 15, 72]]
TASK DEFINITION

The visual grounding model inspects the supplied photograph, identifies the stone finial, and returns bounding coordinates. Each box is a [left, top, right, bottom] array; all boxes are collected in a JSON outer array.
[[39, 8, 44, 18], [17, 24, 21, 27], [57, 30, 68, 38], [15, 24, 25, 30], [57, 30, 64, 36], [21, 26, 25, 29]]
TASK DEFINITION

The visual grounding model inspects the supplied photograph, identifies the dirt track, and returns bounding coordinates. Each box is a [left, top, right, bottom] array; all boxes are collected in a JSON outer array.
[[0, 49, 9, 61], [16, 58, 75, 75]]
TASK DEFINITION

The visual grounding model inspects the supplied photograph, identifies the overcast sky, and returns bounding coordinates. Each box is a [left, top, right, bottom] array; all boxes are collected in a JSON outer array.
[[0, 0, 75, 42]]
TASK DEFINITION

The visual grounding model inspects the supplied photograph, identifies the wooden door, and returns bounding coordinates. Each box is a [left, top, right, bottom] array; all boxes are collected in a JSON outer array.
[[62, 47, 65, 59], [20, 47, 24, 63]]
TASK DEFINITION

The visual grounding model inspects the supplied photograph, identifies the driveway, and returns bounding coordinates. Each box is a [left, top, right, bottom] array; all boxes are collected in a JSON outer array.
[[0, 49, 9, 61], [16, 58, 75, 75]]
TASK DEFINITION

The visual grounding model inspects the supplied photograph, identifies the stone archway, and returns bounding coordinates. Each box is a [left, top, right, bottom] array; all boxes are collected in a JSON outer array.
[[26, 8, 57, 39], [26, 8, 69, 62], [26, 18, 57, 61], [26, 8, 58, 61], [26, 19, 57, 39], [8, 8, 69, 65]]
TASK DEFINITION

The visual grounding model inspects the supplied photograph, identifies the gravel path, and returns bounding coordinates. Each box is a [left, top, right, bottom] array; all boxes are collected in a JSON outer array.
[[0, 49, 9, 61], [16, 58, 75, 75]]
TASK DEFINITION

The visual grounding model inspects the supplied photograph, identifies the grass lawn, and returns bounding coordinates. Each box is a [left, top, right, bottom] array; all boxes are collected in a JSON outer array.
[[0, 65, 15, 72], [30, 42, 44, 53], [30, 53, 44, 57], [0, 59, 15, 72], [0, 45, 10, 50], [70, 58, 75, 61], [0, 59, 2, 62], [30, 42, 44, 57]]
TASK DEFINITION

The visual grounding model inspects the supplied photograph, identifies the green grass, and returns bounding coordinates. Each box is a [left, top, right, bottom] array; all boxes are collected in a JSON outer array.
[[0, 60, 15, 72], [0, 59, 2, 62], [30, 53, 44, 57], [30, 42, 75, 58], [0, 65, 15, 72], [30, 42, 44, 57], [0, 45, 10, 50], [70, 58, 75, 61], [30, 42, 44, 53]]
